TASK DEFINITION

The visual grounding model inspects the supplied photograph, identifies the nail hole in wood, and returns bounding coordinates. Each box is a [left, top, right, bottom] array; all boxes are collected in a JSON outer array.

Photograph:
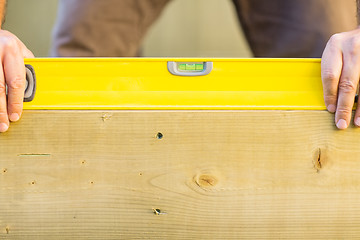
[[152, 208, 166, 215], [156, 132, 163, 140]]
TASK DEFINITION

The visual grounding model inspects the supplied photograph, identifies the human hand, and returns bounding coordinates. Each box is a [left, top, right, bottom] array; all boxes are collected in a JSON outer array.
[[321, 28, 360, 130], [0, 30, 34, 133]]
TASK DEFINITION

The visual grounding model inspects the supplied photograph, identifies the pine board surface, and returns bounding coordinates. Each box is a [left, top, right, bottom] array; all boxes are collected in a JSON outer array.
[[1, 110, 360, 239]]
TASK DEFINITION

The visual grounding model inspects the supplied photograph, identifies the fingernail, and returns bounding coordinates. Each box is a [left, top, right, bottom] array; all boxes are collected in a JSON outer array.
[[336, 119, 348, 130], [355, 117, 360, 127], [9, 113, 20, 122], [327, 104, 336, 113], [0, 123, 8, 133]]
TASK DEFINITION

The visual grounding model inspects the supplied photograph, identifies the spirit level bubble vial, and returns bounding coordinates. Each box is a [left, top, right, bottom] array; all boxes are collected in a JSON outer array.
[[167, 61, 213, 76]]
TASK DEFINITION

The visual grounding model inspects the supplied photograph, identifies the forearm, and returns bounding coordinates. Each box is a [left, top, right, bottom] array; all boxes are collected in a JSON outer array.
[[358, 0, 360, 24], [0, 0, 6, 28]]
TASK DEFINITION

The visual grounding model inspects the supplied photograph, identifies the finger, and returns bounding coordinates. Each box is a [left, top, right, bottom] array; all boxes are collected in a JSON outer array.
[[354, 91, 360, 127], [21, 44, 34, 58], [4, 46, 26, 123], [335, 54, 360, 129], [0, 63, 8, 132], [321, 35, 343, 113], [353, 74, 360, 127], [10, 32, 35, 59]]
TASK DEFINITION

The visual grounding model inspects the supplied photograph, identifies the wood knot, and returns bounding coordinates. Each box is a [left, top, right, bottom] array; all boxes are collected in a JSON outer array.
[[195, 174, 218, 188], [313, 148, 327, 173]]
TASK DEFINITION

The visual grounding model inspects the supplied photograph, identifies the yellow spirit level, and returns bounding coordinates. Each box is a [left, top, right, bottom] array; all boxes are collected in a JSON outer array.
[[23, 58, 325, 110]]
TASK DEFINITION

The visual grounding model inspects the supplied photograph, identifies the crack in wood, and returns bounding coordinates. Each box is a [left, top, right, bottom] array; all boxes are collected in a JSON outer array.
[[314, 148, 322, 173], [317, 148, 322, 169], [18, 154, 51, 157]]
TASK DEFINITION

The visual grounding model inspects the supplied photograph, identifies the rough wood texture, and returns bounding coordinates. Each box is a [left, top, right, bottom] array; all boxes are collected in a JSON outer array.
[[1, 110, 360, 239]]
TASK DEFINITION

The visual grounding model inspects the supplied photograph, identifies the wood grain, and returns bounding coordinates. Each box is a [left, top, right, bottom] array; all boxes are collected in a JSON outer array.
[[1, 110, 360, 239]]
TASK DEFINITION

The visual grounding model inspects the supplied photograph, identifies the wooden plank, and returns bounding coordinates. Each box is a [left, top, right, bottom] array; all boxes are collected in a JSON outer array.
[[1, 110, 360, 239]]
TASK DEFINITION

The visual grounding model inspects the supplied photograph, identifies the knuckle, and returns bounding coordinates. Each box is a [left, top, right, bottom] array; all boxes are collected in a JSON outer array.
[[344, 36, 360, 56], [9, 101, 22, 109], [0, 111, 8, 119], [322, 69, 338, 82], [0, 82, 5, 97], [336, 107, 353, 116], [324, 95, 337, 104], [0, 37, 18, 50], [0, 80, 5, 91], [7, 77, 24, 90], [10, 101, 22, 109], [329, 33, 342, 46], [338, 79, 357, 93], [349, 36, 360, 49], [8, 102, 22, 114], [1, 30, 10, 36]]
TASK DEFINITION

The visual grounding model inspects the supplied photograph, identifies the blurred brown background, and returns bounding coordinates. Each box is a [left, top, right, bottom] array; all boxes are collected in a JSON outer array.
[[3, 0, 252, 57]]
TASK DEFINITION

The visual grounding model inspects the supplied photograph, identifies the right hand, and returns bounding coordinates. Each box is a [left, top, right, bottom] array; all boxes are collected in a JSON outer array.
[[0, 30, 34, 133]]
